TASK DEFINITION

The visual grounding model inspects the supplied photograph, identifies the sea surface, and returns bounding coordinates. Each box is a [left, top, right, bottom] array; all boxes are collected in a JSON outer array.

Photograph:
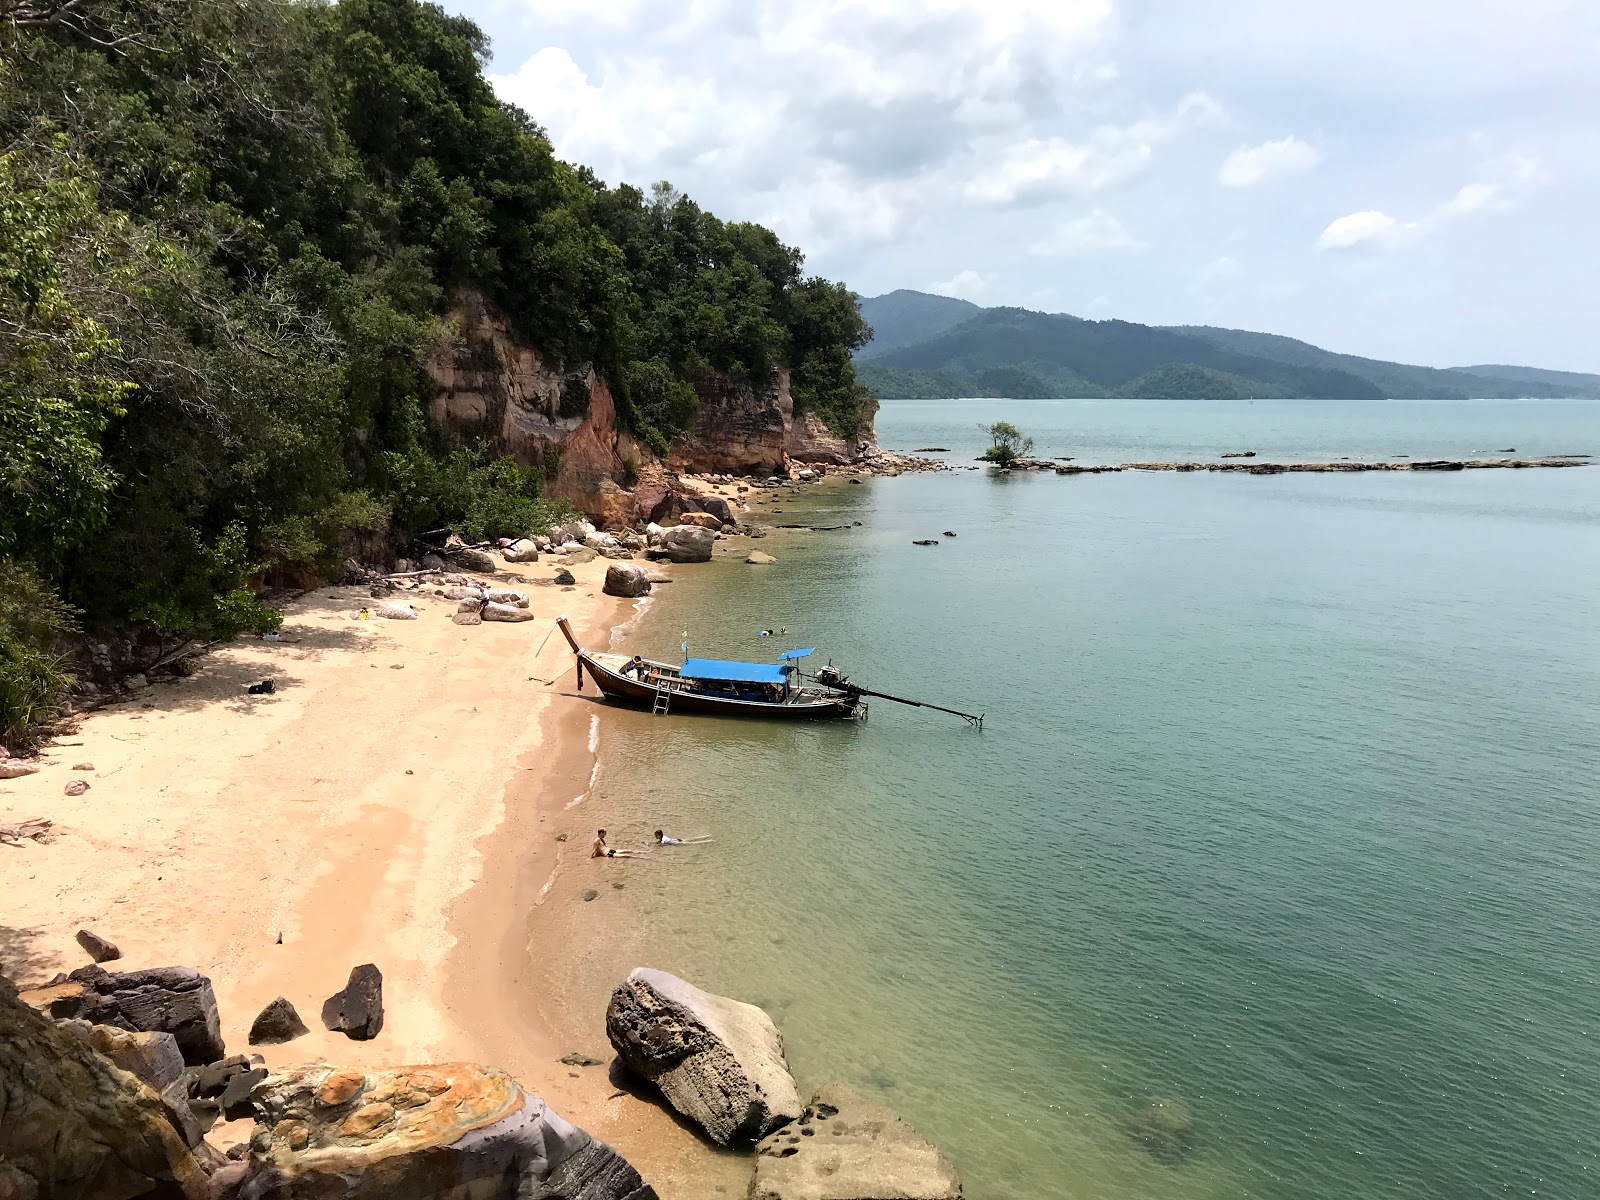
[[590, 398, 1600, 1199]]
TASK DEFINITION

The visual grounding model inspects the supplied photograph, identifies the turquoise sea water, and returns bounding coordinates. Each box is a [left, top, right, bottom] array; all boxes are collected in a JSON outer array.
[[594, 399, 1600, 1199]]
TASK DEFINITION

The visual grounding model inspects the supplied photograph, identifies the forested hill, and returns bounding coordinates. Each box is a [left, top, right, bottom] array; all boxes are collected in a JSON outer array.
[[855, 291, 1600, 401], [0, 0, 871, 743]]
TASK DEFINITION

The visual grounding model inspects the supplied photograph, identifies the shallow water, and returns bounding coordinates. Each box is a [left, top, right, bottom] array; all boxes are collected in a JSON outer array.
[[588, 398, 1600, 1199]]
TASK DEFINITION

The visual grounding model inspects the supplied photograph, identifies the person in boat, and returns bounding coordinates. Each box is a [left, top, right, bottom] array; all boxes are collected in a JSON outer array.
[[620, 655, 647, 678]]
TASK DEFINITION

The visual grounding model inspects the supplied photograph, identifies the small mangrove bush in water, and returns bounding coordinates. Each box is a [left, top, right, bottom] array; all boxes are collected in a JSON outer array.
[[978, 421, 1035, 467]]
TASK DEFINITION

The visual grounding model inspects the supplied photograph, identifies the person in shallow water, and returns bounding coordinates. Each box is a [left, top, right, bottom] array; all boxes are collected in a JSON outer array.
[[654, 829, 682, 846], [592, 829, 647, 858]]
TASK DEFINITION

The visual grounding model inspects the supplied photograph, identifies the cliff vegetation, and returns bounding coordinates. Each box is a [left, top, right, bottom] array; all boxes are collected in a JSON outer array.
[[0, 0, 871, 741]]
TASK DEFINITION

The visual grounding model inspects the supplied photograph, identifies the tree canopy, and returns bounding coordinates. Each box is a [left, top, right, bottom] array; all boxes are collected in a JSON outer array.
[[0, 0, 872, 739]]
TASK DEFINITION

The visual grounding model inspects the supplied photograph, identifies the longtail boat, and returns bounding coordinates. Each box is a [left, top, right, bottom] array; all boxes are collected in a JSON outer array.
[[555, 617, 983, 726]]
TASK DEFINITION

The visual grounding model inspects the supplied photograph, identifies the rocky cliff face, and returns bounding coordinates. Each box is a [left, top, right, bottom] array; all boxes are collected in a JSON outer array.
[[427, 293, 874, 526]]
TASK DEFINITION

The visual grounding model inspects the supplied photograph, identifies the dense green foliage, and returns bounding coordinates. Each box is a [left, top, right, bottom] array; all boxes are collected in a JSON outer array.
[[0, 558, 78, 747], [856, 291, 1600, 400], [978, 421, 1034, 467], [0, 0, 870, 734]]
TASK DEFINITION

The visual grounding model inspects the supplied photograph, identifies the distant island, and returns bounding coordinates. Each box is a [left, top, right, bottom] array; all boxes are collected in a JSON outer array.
[[854, 290, 1600, 401]]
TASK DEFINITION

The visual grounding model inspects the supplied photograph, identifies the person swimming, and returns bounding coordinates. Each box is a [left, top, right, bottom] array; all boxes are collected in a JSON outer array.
[[654, 829, 682, 846]]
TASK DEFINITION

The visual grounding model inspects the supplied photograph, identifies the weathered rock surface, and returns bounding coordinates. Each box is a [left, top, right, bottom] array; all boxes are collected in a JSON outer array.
[[232, 1062, 657, 1199], [77, 928, 121, 962], [504, 539, 540, 562], [482, 601, 536, 623], [751, 1083, 961, 1200], [673, 511, 723, 530], [249, 997, 310, 1045], [85, 1024, 188, 1093], [0, 979, 211, 1199], [602, 563, 652, 599], [0, 756, 40, 779], [29, 965, 225, 1065], [321, 964, 384, 1040], [484, 588, 528, 607], [647, 526, 715, 564], [451, 548, 497, 573], [554, 568, 577, 585], [374, 602, 418, 620], [452, 611, 483, 626], [65, 778, 91, 795], [746, 551, 777, 565], [605, 967, 801, 1145], [694, 494, 737, 526]]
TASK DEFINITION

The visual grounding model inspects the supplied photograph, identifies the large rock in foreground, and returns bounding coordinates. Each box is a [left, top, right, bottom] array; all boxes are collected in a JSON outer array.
[[647, 526, 714, 564], [752, 1083, 962, 1200], [233, 1061, 656, 1200], [605, 968, 801, 1145], [25, 964, 225, 1065], [0, 979, 210, 1199]]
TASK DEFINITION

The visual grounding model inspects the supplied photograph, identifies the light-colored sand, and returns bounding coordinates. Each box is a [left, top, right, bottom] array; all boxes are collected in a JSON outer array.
[[0, 552, 623, 1079]]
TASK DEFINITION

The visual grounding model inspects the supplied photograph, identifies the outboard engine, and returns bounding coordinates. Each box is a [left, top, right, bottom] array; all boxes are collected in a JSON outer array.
[[815, 664, 850, 689]]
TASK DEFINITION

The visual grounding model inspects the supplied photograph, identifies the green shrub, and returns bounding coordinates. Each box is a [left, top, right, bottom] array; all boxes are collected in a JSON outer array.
[[0, 559, 79, 748]]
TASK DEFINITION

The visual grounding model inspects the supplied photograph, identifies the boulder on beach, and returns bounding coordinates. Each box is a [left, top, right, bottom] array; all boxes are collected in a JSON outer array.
[[752, 1083, 962, 1200], [443, 586, 485, 600], [249, 996, 309, 1045], [746, 551, 777, 565], [605, 967, 802, 1145], [563, 546, 600, 564], [452, 611, 483, 626], [236, 1062, 657, 1200], [503, 539, 540, 563], [321, 963, 384, 1040], [482, 601, 536, 623], [484, 588, 528, 607], [0, 757, 40, 779], [26, 965, 226, 1065], [554, 568, 577, 585], [374, 602, 418, 620], [603, 563, 652, 598], [76, 928, 121, 963], [696, 495, 736, 526], [648, 526, 715, 564], [452, 547, 497, 573], [1, 979, 210, 1200]]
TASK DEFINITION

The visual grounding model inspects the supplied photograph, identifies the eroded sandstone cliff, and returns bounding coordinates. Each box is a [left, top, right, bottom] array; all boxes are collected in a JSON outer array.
[[427, 293, 874, 527]]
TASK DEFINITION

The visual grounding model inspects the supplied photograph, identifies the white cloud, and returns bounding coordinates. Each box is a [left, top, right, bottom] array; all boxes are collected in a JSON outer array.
[[1218, 136, 1322, 187], [1029, 210, 1145, 256], [1316, 156, 1543, 252], [1190, 255, 1241, 290], [927, 269, 995, 299], [966, 91, 1226, 206], [1316, 210, 1406, 252]]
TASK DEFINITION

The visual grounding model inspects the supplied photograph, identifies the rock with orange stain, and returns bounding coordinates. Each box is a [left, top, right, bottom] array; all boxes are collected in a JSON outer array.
[[228, 1062, 657, 1199]]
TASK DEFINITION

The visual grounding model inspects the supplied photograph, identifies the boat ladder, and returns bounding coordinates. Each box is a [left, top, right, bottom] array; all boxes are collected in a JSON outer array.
[[651, 679, 672, 715]]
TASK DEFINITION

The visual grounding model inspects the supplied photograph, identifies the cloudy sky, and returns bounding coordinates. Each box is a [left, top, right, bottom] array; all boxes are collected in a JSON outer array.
[[458, 0, 1600, 370]]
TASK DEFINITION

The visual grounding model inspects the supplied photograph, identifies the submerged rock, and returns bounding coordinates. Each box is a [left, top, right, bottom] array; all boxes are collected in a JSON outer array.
[[605, 967, 801, 1145], [1122, 1096, 1197, 1164], [746, 551, 777, 565], [752, 1083, 962, 1200], [237, 1061, 657, 1199], [321, 963, 384, 1040]]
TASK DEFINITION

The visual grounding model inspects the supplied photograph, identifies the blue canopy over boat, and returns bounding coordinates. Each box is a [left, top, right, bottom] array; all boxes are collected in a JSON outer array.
[[679, 658, 789, 685], [779, 648, 814, 661]]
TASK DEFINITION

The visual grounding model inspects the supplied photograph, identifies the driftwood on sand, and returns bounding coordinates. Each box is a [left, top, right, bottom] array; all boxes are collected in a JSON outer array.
[[0, 818, 52, 845]]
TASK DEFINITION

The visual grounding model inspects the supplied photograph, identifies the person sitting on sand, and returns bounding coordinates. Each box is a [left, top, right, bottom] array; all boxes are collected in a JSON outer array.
[[620, 655, 647, 678], [654, 829, 683, 846]]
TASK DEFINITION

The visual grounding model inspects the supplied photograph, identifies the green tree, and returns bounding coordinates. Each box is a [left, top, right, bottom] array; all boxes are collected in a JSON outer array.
[[979, 421, 1034, 467]]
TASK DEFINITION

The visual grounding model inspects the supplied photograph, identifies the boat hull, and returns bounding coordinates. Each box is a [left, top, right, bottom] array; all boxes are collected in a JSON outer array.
[[578, 652, 859, 720]]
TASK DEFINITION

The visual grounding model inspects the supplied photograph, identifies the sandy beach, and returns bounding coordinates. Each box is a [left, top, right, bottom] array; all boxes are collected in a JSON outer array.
[[0, 549, 703, 1190]]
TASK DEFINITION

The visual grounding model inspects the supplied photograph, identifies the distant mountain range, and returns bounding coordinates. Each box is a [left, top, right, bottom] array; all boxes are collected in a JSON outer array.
[[854, 290, 1600, 401]]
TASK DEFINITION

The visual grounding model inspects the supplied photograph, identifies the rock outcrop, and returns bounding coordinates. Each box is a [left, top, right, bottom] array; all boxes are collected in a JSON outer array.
[[232, 1061, 657, 1200], [751, 1083, 962, 1200], [0, 978, 212, 1199], [427, 294, 874, 527], [322, 964, 384, 1040], [605, 968, 802, 1145], [23, 964, 226, 1065]]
